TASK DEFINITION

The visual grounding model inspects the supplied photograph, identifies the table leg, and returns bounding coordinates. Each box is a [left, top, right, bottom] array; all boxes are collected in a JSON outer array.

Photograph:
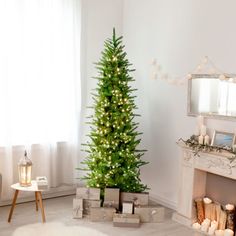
[[37, 191, 46, 223], [35, 192, 38, 211], [8, 190, 19, 222]]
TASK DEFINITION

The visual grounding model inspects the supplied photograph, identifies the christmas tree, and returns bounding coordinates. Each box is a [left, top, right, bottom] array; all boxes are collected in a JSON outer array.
[[81, 29, 148, 193]]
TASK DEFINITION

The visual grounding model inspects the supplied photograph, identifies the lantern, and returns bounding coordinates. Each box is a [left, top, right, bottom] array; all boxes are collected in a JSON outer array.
[[18, 150, 32, 187]]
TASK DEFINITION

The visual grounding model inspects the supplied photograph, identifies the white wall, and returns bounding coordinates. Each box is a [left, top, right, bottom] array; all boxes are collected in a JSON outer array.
[[79, 0, 123, 176], [122, 0, 236, 208], [80, 0, 236, 209]]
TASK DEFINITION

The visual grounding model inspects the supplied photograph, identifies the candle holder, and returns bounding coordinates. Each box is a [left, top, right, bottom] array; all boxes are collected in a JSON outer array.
[[18, 151, 32, 187]]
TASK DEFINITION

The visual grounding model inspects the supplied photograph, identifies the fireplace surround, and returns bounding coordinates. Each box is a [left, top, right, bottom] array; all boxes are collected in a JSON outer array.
[[172, 145, 236, 226]]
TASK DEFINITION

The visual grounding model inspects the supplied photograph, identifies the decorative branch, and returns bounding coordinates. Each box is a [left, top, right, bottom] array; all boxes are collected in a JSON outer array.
[[177, 135, 236, 160]]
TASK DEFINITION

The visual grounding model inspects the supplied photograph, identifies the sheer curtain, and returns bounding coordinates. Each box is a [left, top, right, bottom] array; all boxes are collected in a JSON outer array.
[[0, 0, 81, 201]]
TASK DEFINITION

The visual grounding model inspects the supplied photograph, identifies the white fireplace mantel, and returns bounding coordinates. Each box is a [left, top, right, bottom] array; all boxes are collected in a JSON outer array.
[[172, 144, 236, 226]]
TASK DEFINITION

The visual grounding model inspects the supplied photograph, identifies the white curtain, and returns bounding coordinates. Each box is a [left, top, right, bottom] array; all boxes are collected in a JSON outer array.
[[0, 0, 81, 201]]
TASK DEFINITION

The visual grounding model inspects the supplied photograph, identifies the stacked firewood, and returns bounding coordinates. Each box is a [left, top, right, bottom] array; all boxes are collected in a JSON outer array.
[[193, 197, 235, 236]]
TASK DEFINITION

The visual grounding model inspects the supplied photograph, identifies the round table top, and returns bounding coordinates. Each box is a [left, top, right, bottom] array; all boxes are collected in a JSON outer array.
[[11, 180, 45, 192]]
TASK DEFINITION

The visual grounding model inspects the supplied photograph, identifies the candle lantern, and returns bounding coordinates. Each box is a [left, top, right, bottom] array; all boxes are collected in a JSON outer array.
[[18, 150, 32, 187]]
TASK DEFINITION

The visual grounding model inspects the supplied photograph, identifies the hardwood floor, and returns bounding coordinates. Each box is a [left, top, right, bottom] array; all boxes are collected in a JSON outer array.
[[0, 195, 204, 236]]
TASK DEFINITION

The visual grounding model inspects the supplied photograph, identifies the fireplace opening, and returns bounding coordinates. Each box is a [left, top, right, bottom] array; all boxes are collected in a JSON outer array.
[[206, 172, 236, 205]]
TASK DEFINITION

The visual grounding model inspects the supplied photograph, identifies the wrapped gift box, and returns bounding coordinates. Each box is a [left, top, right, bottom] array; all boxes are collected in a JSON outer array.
[[83, 199, 101, 215], [73, 198, 83, 219], [103, 188, 120, 209], [36, 176, 48, 190], [90, 207, 116, 222], [120, 192, 149, 207], [134, 205, 165, 223], [122, 201, 133, 214], [103, 200, 118, 209], [76, 187, 100, 200], [113, 213, 140, 228]]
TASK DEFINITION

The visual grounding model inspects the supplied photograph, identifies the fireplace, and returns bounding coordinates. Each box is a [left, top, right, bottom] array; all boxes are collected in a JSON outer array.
[[172, 145, 236, 226]]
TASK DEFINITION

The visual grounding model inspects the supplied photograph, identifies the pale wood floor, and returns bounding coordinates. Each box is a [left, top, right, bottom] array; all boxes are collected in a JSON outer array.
[[0, 195, 204, 236]]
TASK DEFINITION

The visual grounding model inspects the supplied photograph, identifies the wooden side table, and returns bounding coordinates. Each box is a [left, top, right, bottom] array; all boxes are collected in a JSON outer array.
[[8, 180, 46, 223]]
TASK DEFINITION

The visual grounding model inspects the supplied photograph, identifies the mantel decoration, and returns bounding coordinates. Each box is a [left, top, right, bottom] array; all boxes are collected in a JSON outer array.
[[79, 29, 148, 195], [150, 56, 236, 85], [211, 131, 235, 149], [177, 136, 236, 160], [177, 114, 236, 160], [18, 150, 32, 187]]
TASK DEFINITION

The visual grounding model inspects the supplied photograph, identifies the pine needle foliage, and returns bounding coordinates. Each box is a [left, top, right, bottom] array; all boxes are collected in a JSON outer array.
[[80, 29, 148, 193]]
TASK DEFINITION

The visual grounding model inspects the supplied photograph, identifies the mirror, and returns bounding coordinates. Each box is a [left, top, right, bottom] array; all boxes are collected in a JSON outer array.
[[188, 74, 236, 120]]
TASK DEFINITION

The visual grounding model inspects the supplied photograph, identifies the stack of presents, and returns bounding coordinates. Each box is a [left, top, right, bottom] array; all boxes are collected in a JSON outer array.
[[73, 187, 165, 227]]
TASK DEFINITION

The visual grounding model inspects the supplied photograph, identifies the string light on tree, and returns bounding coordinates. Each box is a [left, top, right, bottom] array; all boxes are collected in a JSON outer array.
[[80, 29, 148, 194]]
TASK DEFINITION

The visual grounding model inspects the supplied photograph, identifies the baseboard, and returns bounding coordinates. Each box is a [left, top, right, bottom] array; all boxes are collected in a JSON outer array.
[[172, 212, 192, 227], [0, 185, 76, 206], [149, 193, 177, 210]]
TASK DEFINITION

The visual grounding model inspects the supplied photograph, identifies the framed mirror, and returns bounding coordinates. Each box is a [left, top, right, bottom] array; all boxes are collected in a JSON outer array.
[[188, 74, 236, 120]]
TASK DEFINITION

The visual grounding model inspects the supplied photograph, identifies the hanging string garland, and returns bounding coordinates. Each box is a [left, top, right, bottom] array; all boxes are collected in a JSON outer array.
[[150, 56, 236, 85]]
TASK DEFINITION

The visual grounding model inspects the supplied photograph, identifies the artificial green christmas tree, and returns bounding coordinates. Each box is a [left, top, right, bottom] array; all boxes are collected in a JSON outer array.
[[81, 29, 148, 193]]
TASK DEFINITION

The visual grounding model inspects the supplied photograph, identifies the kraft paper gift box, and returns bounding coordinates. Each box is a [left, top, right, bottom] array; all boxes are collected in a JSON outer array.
[[76, 187, 100, 200], [113, 213, 140, 228], [83, 199, 101, 215], [103, 188, 120, 209], [122, 201, 133, 214], [120, 192, 149, 207], [134, 205, 165, 223], [73, 198, 83, 219], [90, 207, 116, 222]]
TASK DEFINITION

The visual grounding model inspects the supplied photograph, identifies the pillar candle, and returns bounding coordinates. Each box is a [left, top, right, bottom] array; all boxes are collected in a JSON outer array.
[[208, 221, 218, 235], [198, 115, 204, 127], [203, 198, 212, 204], [215, 230, 224, 236], [225, 204, 234, 211], [204, 197, 212, 220], [211, 220, 218, 228], [233, 145, 236, 152], [192, 222, 201, 230], [208, 226, 216, 235], [201, 125, 207, 136], [198, 135, 204, 145], [201, 222, 209, 232], [224, 229, 234, 236], [201, 218, 210, 232], [204, 135, 210, 145], [194, 126, 200, 136]]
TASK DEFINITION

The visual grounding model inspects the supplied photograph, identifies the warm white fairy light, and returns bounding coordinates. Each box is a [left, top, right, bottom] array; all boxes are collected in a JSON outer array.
[[186, 74, 192, 80], [219, 74, 226, 80], [150, 56, 236, 86], [196, 65, 202, 72]]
